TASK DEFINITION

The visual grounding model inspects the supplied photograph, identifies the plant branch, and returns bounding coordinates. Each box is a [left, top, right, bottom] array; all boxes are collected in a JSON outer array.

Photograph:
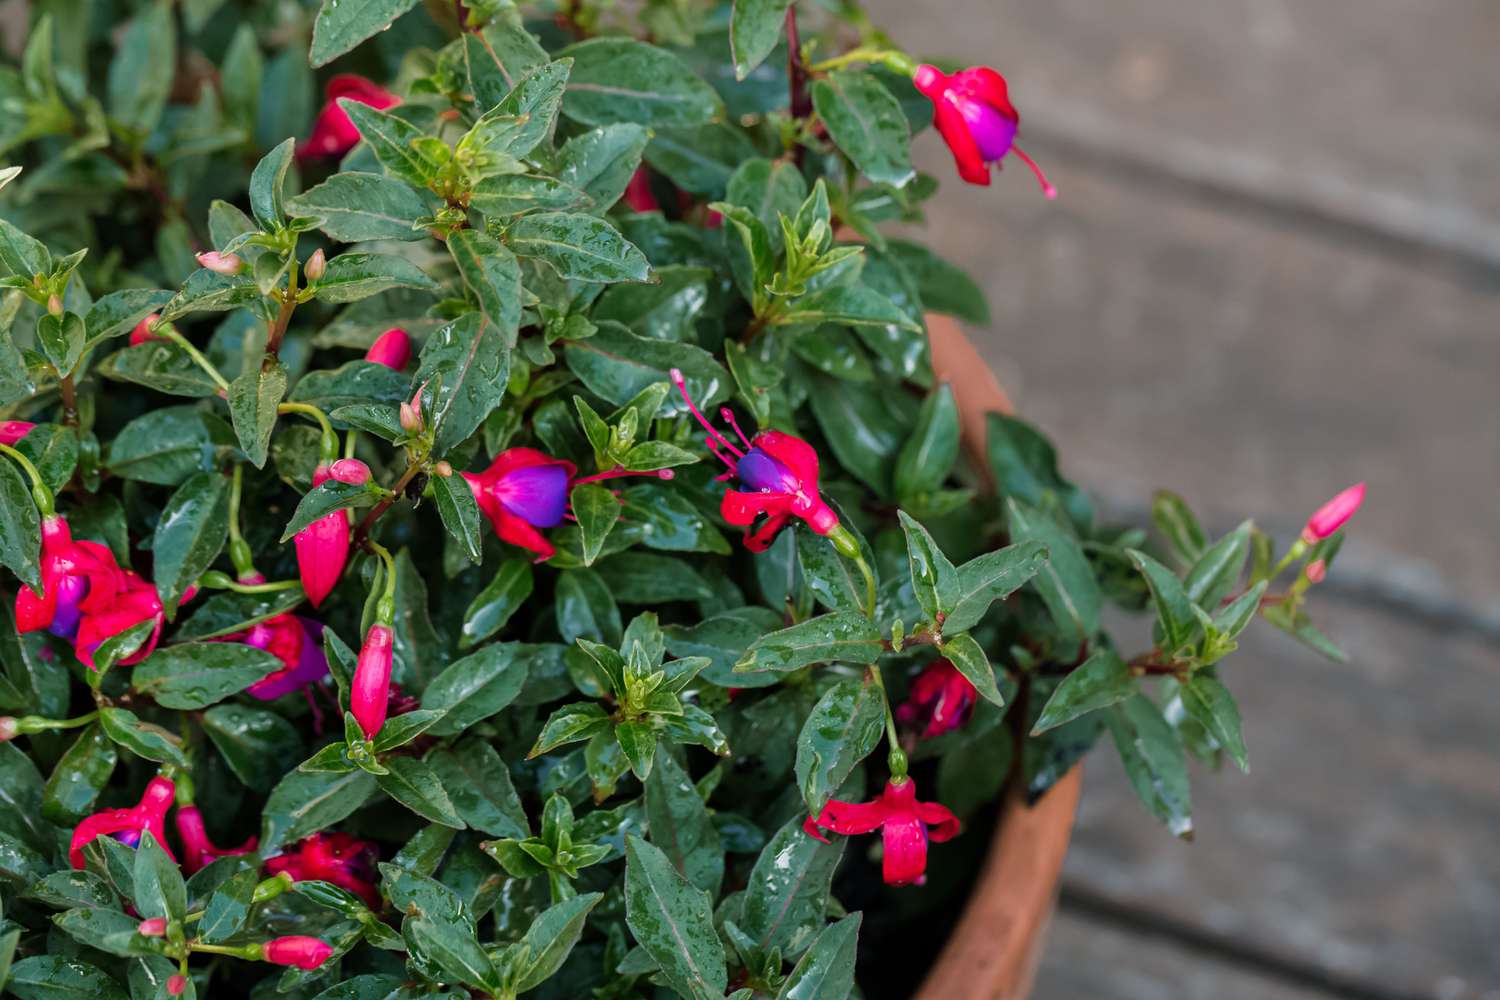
[[353, 461, 423, 548], [265, 258, 299, 357]]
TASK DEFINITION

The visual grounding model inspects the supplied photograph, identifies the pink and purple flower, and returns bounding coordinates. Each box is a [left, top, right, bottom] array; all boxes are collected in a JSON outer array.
[[803, 776, 960, 886], [912, 64, 1055, 196], [69, 775, 176, 868], [895, 659, 978, 739]]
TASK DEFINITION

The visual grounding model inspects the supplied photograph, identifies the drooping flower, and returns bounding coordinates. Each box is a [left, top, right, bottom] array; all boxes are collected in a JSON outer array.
[[669, 369, 840, 552], [299, 75, 400, 160], [261, 935, 336, 970], [463, 449, 672, 562], [175, 804, 256, 874], [295, 464, 354, 607], [623, 167, 660, 213], [895, 659, 977, 739], [0, 420, 35, 446], [365, 327, 412, 371], [240, 613, 329, 701], [1302, 482, 1366, 544], [69, 775, 176, 868], [72, 571, 175, 670], [350, 623, 394, 741], [264, 832, 381, 908], [911, 64, 1055, 196], [803, 776, 960, 886]]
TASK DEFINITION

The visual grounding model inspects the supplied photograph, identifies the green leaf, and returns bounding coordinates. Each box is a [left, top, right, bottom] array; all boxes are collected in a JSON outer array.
[[475, 59, 571, 158], [1108, 693, 1192, 838], [624, 834, 727, 1000], [807, 374, 910, 495], [377, 756, 465, 828], [895, 384, 960, 503], [0, 743, 50, 852], [152, 471, 229, 616], [421, 643, 529, 735], [1031, 648, 1136, 734], [555, 568, 622, 646], [0, 218, 51, 279], [91, 620, 160, 681], [133, 831, 187, 921], [740, 818, 843, 955], [776, 284, 921, 332], [463, 24, 550, 112], [227, 359, 287, 468], [279, 478, 381, 541], [811, 71, 913, 186], [471, 172, 588, 218], [107, 406, 233, 486], [645, 123, 759, 197], [132, 642, 282, 710], [98, 707, 189, 767], [160, 269, 261, 322], [506, 212, 650, 283], [41, 725, 116, 824], [737, 612, 883, 673], [940, 631, 1006, 709], [529, 702, 613, 756], [1151, 489, 1207, 564], [36, 311, 85, 376], [6, 956, 128, 1000], [776, 912, 861, 1000], [200, 866, 257, 943], [795, 677, 885, 816], [98, 342, 221, 398], [427, 739, 529, 838], [560, 38, 722, 128], [1006, 499, 1101, 656], [564, 322, 728, 413], [1184, 521, 1252, 609], [371, 709, 446, 752], [447, 231, 522, 345], [310, 0, 421, 67], [432, 471, 483, 564], [1128, 549, 1200, 655], [645, 751, 724, 894], [593, 266, 713, 342], [571, 482, 620, 566], [313, 251, 438, 304], [339, 100, 445, 188], [1179, 674, 1249, 772], [557, 124, 651, 211], [460, 558, 534, 648], [13, 425, 77, 498], [82, 289, 174, 348], [260, 768, 376, 854], [174, 587, 307, 641], [107, 0, 175, 139], [987, 413, 1092, 530], [898, 511, 960, 625], [405, 915, 497, 991], [415, 312, 512, 456], [513, 892, 603, 991], [0, 455, 40, 589], [202, 704, 303, 791], [944, 539, 1049, 635], [884, 240, 990, 325], [248, 138, 295, 230], [729, 0, 791, 80], [288, 172, 433, 242]]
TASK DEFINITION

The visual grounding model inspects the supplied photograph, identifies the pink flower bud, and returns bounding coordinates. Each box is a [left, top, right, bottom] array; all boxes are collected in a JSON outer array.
[[295, 465, 350, 608], [130, 314, 164, 345], [137, 917, 167, 937], [328, 459, 371, 485], [167, 975, 188, 996], [46, 294, 62, 317], [1305, 559, 1327, 584], [365, 328, 412, 371], [399, 401, 420, 433], [304, 248, 327, 282], [0, 717, 14, 742], [350, 624, 394, 740], [262, 935, 335, 970], [196, 251, 242, 275], [0, 421, 34, 447], [1302, 482, 1365, 544], [432, 461, 452, 477]]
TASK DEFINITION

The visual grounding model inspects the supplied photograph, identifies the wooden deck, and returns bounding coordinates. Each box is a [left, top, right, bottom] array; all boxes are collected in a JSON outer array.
[[869, 0, 1500, 996]]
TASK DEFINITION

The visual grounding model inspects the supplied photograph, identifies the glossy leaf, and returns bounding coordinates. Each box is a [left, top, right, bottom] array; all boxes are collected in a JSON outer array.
[[623, 834, 727, 999], [1180, 674, 1249, 772], [736, 612, 883, 673], [560, 38, 722, 127], [1031, 648, 1136, 734], [152, 470, 229, 616], [795, 676, 885, 815], [311, 0, 421, 67], [811, 71, 914, 186], [132, 642, 282, 710]]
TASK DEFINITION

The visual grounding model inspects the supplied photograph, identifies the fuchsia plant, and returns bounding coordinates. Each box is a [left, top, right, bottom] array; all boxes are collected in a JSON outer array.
[[0, 1, 1363, 996]]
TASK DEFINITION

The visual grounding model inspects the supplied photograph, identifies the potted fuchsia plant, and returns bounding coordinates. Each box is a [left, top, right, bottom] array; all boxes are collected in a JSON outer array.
[[0, 1, 1363, 998]]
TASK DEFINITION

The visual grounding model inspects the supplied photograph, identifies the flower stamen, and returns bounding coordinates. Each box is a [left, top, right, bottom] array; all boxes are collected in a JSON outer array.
[[670, 368, 743, 461]]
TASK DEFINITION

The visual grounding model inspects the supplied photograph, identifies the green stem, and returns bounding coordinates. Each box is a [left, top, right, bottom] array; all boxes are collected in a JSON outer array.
[[225, 464, 256, 578], [0, 442, 55, 516], [266, 259, 299, 357], [199, 573, 301, 594], [807, 46, 918, 76], [190, 941, 261, 959], [12, 711, 98, 735], [277, 402, 336, 458], [343, 430, 359, 460], [365, 538, 398, 625], [161, 325, 230, 392], [1271, 538, 1309, 579], [866, 664, 907, 779]]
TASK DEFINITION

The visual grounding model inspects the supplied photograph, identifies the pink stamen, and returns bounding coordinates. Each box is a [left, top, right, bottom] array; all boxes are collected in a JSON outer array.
[[705, 438, 739, 470], [1010, 145, 1057, 199], [573, 467, 676, 486], [670, 368, 743, 462], [720, 407, 753, 450]]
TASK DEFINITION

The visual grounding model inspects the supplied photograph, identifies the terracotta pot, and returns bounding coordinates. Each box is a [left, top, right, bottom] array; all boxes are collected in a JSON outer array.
[[914, 313, 1084, 1000]]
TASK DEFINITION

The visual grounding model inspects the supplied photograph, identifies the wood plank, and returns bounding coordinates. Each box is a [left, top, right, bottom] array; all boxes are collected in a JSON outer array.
[[1057, 593, 1500, 998], [1035, 909, 1340, 1000], [866, 0, 1500, 265]]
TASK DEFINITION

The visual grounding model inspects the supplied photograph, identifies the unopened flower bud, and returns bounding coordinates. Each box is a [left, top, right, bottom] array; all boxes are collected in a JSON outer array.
[[261, 935, 335, 970], [1302, 482, 1366, 544], [46, 294, 62, 317], [1305, 559, 1327, 584], [432, 461, 452, 477], [365, 327, 411, 371], [399, 401, 421, 433], [137, 917, 168, 937], [350, 624, 394, 741], [167, 975, 188, 996], [130, 314, 164, 345], [0, 717, 14, 742], [304, 248, 327, 282], [328, 458, 371, 486], [253, 871, 295, 903], [196, 251, 242, 275]]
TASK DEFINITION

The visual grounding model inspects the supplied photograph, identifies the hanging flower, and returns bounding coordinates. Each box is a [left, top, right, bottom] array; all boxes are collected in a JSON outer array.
[[261, 935, 335, 970], [298, 75, 400, 160], [1302, 482, 1366, 544], [174, 804, 256, 874], [264, 832, 381, 908], [72, 571, 175, 670], [242, 614, 329, 700], [364, 327, 412, 371], [350, 623, 394, 741], [294, 461, 370, 607], [69, 775, 176, 868], [669, 369, 840, 552], [911, 64, 1055, 196], [623, 167, 660, 213], [895, 659, 977, 739], [0, 421, 35, 446], [463, 449, 673, 562], [803, 776, 960, 886]]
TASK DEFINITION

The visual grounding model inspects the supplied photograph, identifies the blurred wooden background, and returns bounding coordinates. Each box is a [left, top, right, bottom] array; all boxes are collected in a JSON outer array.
[[867, 0, 1500, 997]]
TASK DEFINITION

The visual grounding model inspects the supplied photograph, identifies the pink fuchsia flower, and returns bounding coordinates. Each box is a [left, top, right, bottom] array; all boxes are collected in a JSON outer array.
[[299, 75, 400, 160], [350, 623, 394, 740], [1301, 482, 1366, 544], [463, 448, 673, 562], [803, 776, 961, 886], [174, 804, 257, 874], [623, 167, 660, 213], [669, 369, 839, 552], [261, 935, 335, 970], [195, 251, 242, 275], [238, 613, 328, 701], [295, 464, 352, 608], [912, 64, 1055, 197], [895, 659, 977, 739], [137, 917, 167, 937], [0, 421, 35, 446], [264, 832, 380, 908], [69, 775, 176, 868], [129, 314, 164, 346], [365, 328, 412, 370], [73, 571, 175, 670], [167, 975, 188, 996]]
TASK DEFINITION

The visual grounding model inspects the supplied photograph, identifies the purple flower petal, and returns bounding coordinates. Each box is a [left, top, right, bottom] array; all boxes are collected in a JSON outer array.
[[735, 448, 800, 494], [495, 463, 570, 527], [959, 100, 1017, 162], [47, 574, 89, 640]]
